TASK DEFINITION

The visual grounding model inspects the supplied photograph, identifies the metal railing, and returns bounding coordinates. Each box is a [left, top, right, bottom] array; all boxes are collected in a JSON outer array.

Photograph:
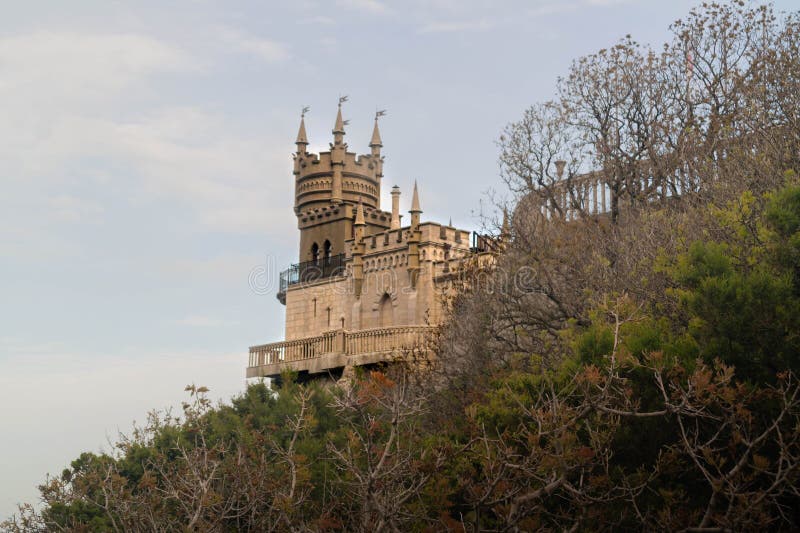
[[277, 253, 346, 303]]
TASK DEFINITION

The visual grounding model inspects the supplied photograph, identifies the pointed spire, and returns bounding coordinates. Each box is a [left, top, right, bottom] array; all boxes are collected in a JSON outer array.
[[334, 105, 345, 134], [449, 217, 453, 227], [355, 198, 366, 226], [410, 181, 421, 213], [296, 116, 308, 146], [409, 181, 422, 228], [333, 96, 348, 135], [370, 116, 383, 148]]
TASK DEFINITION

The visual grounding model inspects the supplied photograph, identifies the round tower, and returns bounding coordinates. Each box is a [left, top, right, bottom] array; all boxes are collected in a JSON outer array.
[[291, 101, 391, 263]]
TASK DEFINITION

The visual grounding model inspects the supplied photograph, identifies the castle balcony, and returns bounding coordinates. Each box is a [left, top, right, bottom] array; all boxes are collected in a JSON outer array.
[[246, 325, 435, 380], [277, 253, 347, 304]]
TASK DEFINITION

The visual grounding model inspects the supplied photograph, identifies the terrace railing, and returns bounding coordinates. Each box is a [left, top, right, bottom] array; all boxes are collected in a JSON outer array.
[[248, 325, 435, 369], [277, 253, 346, 303]]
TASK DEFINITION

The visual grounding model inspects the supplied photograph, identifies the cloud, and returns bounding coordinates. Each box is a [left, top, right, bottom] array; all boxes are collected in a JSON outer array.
[[220, 28, 291, 63], [585, 0, 634, 5], [527, 0, 634, 17], [418, 18, 493, 33], [298, 15, 337, 25], [176, 315, 241, 327], [2, 103, 294, 245], [413, 0, 638, 32], [0, 28, 297, 244], [47, 195, 106, 223], [157, 252, 271, 282], [0, 31, 198, 107], [335, 0, 391, 15], [100, 107, 294, 233]]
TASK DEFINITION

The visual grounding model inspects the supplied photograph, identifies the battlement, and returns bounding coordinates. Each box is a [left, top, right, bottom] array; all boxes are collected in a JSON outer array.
[[344, 221, 471, 253], [292, 103, 385, 214], [294, 151, 382, 211], [296, 150, 380, 176], [296, 203, 391, 230]]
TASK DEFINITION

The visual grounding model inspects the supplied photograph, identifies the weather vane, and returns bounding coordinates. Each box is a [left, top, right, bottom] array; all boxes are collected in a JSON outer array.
[[339, 95, 349, 105], [301, 105, 310, 118], [375, 109, 387, 119], [343, 119, 350, 126]]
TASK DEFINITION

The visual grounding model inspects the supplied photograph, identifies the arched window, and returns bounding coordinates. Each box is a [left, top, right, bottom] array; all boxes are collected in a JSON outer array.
[[311, 242, 319, 263], [378, 293, 393, 328], [323, 240, 332, 263]]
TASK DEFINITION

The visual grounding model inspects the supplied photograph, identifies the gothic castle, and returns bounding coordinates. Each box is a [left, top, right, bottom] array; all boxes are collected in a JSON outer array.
[[246, 101, 492, 382]]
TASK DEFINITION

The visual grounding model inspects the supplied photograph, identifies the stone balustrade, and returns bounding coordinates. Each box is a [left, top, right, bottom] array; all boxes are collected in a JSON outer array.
[[247, 325, 436, 378], [344, 325, 433, 356], [540, 165, 696, 220], [248, 330, 339, 367]]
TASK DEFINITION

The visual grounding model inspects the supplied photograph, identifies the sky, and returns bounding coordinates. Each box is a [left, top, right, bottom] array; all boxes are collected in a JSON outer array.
[[2, 0, 796, 520]]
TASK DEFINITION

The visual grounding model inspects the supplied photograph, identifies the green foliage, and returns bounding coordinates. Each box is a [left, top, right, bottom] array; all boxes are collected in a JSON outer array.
[[664, 185, 800, 383], [766, 179, 800, 286]]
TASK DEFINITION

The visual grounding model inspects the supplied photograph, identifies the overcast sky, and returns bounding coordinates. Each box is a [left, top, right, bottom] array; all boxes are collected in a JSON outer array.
[[2, 0, 796, 519]]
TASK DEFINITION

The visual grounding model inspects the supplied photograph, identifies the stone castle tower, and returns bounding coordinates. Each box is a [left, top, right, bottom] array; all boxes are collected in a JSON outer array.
[[247, 101, 489, 382], [292, 101, 390, 266]]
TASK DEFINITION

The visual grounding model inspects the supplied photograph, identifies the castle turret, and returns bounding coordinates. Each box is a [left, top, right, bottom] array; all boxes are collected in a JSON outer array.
[[354, 199, 366, 240], [352, 200, 366, 296], [293, 110, 309, 176], [407, 181, 422, 288], [330, 100, 347, 205], [370, 111, 385, 186], [292, 100, 391, 265], [410, 180, 422, 228], [370, 115, 382, 156], [296, 114, 308, 153]]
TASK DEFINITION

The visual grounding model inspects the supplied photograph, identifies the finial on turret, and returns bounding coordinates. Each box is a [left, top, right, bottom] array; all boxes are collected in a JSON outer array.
[[333, 95, 348, 135], [410, 180, 421, 213], [501, 207, 510, 237], [296, 105, 309, 147], [410, 180, 422, 228], [370, 109, 386, 148], [355, 198, 366, 226]]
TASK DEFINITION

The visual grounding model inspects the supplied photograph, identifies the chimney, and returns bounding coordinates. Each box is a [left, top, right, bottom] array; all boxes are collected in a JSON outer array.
[[555, 160, 566, 179], [390, 185, 401, 229]]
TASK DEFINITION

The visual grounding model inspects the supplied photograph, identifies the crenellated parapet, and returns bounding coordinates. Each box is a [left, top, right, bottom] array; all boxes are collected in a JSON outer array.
[[293, 100, 384, 214], [294, 151, 383, 212]]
